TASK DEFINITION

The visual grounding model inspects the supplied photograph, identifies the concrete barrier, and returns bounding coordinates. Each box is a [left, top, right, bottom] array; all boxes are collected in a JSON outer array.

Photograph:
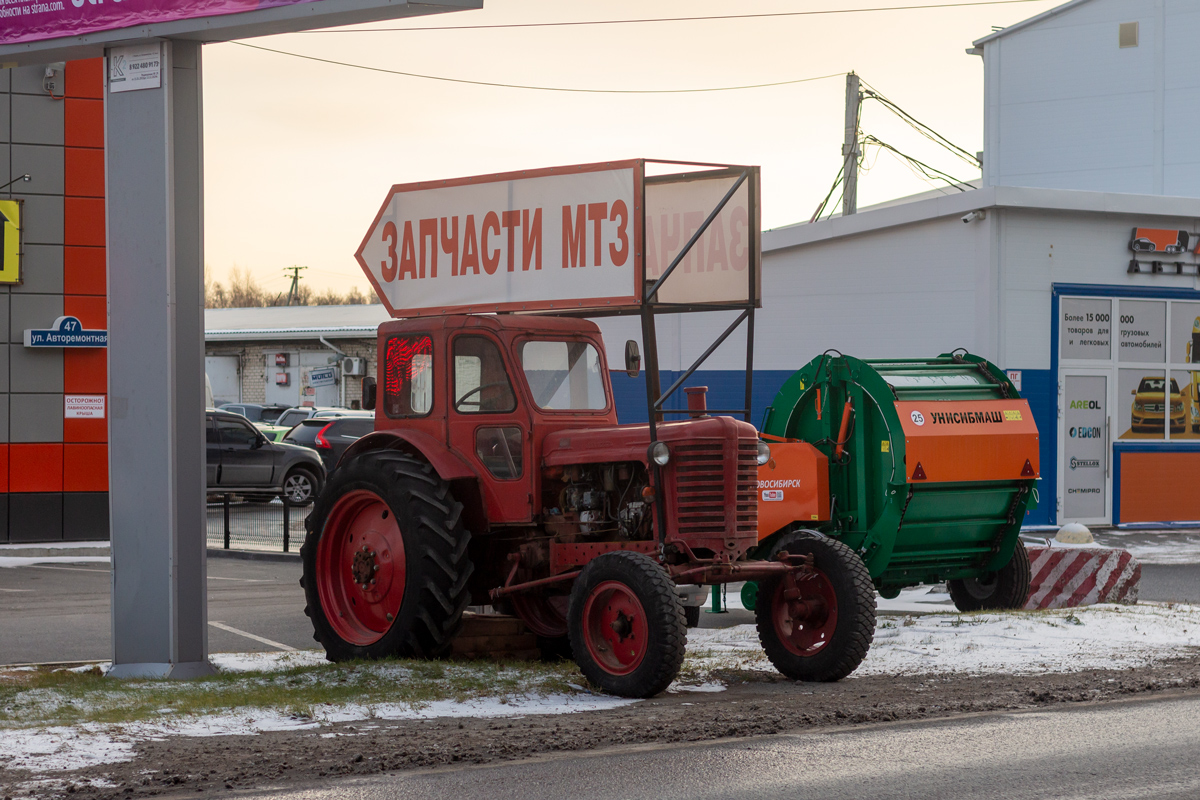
[[1025, 545, 1141, 610]]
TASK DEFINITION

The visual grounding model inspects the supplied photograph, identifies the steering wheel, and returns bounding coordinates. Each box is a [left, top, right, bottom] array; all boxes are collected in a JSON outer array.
[[454, 382, 510, 412]]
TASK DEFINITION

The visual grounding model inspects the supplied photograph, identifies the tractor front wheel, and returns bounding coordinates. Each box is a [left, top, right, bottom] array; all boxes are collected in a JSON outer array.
[[299, 450, 473, 661], [755, 530, 876, 682], [567, 552, 686, 698], [948, 539, 1031, 612]]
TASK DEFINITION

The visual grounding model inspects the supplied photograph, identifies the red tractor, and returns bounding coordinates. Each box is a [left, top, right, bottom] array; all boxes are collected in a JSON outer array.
[[299, 161, 876, 697]]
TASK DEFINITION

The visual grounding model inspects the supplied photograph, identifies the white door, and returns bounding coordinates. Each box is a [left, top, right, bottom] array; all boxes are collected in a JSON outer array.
[[264, 352, 301, 407], [1060, 372, 1111, 525], [205, 356, 240, 406]]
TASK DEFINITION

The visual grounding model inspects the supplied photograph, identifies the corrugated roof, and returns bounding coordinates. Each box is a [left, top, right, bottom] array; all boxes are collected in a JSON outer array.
[[205, 304, 391, 341], [972, 0, 1097, 47]]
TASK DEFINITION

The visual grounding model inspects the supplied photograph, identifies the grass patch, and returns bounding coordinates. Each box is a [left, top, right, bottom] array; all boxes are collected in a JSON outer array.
[[0, 657, 584, 730]]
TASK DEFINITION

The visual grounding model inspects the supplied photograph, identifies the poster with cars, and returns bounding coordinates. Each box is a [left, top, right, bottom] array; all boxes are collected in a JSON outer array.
[[1117, 369, 1181, 440]]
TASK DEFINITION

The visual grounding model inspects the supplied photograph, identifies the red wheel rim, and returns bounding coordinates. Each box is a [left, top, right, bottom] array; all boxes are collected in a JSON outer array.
[[581, 581, 648, 676], [772, 569, 839, 657], [316, 490, 406, 646]]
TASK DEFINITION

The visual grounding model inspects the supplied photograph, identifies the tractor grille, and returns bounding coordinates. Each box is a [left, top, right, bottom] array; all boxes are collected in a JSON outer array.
[[670, 440, 758, 539]]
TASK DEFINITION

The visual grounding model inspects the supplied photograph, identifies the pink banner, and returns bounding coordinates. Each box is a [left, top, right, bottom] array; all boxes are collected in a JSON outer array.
[[1, 0, 321, 45]]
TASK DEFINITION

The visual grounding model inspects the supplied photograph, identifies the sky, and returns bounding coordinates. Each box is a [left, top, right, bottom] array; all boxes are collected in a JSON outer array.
[[200, 0, 1062, 297]]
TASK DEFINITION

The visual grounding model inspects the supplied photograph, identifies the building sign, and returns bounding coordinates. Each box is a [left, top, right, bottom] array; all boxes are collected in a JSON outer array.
[[65, 395, 106, 419], [1060, 298, 1112, 360], [358, 160, 760, 318], [307, 366, 336, 388], [2, 0, 323, 45], [108, 44, 162, 93], [1130, 228, 1192, 254], [0, 199, 20, 285], [23, 316, 107, 348], [1128, 227, 1200, 275]]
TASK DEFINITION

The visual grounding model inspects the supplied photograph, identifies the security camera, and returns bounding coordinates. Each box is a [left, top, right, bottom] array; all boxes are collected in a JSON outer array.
[[962, 210, 986, 223]]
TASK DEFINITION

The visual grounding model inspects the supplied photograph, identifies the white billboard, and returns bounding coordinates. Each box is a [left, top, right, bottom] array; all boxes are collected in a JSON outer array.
[[357, 160, 761, 318]]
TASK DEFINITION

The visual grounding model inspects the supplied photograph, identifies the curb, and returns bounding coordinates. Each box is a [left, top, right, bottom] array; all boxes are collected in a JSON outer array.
[[207, 548, 300, 563], [0, 544, 110, 558]]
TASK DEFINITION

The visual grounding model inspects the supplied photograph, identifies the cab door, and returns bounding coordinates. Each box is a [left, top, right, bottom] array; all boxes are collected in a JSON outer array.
[[446, 333, 533, 523]]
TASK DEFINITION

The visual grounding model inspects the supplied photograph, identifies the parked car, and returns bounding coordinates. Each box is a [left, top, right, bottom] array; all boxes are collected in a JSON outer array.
[[206, 410, 326, 502], [258, 407, 372, 442], [219, 403, 291, 424], [1130, 376, 1185, 434], [284, 415, 376, 473]]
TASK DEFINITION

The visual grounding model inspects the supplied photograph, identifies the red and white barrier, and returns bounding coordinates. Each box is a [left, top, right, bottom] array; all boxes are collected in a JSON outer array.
[[1024, 545, 1141, 610]]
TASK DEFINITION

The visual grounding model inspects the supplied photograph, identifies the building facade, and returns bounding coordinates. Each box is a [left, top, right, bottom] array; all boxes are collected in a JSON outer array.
[[2, 60, 109, 543]]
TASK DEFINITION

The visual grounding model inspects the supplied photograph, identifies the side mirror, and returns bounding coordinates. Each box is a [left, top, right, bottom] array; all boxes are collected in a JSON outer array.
[[624, 340, 641, 379], [1131, 389, 1137, 395], [362, 376, 377, 411]]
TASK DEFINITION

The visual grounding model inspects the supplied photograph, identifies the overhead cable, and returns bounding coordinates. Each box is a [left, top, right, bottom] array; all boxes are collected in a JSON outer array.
[[229, 42, 844, 93], [861, 135, 977, 191], [291, 0, 1052, 33], [859, 80, 981, 168]]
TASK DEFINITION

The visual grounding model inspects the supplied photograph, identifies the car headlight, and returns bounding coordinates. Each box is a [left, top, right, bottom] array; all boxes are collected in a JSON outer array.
[[1133, 402, 1144, 412], [756, 441, 771, 466], [648, 441, 670, 466], [1173, 402, 1183, 412]]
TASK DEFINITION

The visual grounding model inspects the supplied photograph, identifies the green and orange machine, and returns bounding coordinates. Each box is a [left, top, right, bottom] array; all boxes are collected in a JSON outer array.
[[751, 351, 1040, 612]]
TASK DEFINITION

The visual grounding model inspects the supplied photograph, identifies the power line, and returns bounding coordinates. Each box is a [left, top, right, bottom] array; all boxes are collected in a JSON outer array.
[[862, 135, 977, 191], [290, 0, 1051, 33], [860, 80, 980, 168], [230, 42, 844, 93]]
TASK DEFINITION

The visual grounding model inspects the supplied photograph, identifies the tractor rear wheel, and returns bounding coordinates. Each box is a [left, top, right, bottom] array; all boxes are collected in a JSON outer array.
[[755, 530, 876, 682], [948, 539, 1031, 612], [567, 551, 686, 698], [299, 450, 473, 662]]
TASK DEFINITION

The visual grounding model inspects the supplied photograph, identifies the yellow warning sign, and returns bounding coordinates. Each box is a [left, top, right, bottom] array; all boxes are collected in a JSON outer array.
[[0, 199, 21, 285], [1004, 409, 1023, 421]]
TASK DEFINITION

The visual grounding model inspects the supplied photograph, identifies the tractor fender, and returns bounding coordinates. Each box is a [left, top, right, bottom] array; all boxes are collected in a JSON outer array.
[[337, 430, 478, 481]]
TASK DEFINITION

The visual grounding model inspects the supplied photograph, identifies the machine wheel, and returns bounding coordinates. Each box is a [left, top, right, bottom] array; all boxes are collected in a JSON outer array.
[[755, 530, 876, 682], [567, 551, 686, 698], [948, 539, 1031, 612], [283, 467, 321, 504], [684, 605, 701, 628], [299, 451, 473, 661]]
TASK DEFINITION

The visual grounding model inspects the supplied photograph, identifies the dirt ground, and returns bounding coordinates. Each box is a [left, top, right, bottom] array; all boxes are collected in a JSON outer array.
[[5, 654, 1200, 800]]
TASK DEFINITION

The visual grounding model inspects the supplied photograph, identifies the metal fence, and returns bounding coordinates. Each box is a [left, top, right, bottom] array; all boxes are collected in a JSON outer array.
[[206, 494, 310, 553]]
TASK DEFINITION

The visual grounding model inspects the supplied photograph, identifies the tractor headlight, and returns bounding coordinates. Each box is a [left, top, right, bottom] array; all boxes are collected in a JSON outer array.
[[648, 441, 670, 466], [756, 441, 771, 465]]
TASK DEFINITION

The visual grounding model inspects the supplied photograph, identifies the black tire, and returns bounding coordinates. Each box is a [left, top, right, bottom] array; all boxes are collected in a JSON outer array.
[[684, 605, 701, 628], [755, 530, 876, 682], [948, 538, 1031, 612], [299, 450, 473, 661], [282, 466, 321, 504], [567, 551, 686, 698]]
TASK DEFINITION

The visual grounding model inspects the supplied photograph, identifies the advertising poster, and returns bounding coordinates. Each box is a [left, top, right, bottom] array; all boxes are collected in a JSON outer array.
[[1063, 374, 1107, 520], [2, 0, 321, 45], [1117, 300, 1166, 363], [1118, 369, 1175, 440], [1060, 298, 1112, 360]]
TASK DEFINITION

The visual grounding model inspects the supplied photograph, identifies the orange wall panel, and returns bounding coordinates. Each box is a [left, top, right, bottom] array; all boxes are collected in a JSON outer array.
[[65, 98, 104, 149], [1119, 451, 1200, 523], [64, 444, 109, 492], [64, 417, 108, 444], [9, 444, 64, 493], [64, 247, 106, 296], [64, 347, 107, 394], [65, 58, 104, 99], [65, 148, 105, 198], [64, 295, 107, 330], [64, 197, 106, 247]]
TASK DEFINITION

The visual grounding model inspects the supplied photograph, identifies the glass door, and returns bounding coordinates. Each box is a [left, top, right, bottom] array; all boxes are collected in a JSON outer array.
[[1060, 372, 1110, 524]]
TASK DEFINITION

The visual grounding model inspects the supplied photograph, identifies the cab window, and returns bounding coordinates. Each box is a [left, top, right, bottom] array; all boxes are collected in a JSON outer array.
[[521, 340, 607, 411], [384, 334, 434, 418], [453, 336, 517, 414]]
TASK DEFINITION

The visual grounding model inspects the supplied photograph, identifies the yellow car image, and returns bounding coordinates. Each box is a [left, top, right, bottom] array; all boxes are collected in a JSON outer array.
[[1131, 376, 1185, 434], [1188, 316, 1200, 433]]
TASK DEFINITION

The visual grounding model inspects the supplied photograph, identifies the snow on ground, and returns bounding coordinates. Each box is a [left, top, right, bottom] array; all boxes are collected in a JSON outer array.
[[1092, 530, 1200, 565], [686, 602, 1200, 677], [3, 602, 1199, 775], [0, 556, 111, 569]]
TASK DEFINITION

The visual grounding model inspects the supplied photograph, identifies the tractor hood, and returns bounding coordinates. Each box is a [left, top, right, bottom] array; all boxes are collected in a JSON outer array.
[[543, 414, 757, 466]]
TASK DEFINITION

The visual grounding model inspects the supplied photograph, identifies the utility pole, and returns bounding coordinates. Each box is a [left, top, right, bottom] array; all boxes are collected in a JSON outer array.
[[284, 265, 307, 306], [842, 72, 861, 217]]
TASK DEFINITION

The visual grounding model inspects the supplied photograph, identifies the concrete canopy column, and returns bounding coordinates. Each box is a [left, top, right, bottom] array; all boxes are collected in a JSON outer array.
[[105, 39, 212, 678]]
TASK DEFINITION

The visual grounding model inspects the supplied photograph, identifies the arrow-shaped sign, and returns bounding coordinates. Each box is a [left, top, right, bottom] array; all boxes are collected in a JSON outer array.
[[0, 199, 20, 284]]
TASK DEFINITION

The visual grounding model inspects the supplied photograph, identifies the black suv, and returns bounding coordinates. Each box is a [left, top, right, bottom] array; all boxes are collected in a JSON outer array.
[[283, 415, 375, 474], [206, 410, 326, 502]]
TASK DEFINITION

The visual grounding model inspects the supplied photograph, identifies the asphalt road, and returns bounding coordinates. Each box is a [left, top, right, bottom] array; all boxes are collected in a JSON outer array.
[[0, 555, 1195, 665], [229, 694, 1200, 800]]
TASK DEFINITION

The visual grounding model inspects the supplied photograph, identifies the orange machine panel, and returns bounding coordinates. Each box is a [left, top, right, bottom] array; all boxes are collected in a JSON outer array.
[[895, 400, 1039, 483], [756, 441, 829, 540]]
